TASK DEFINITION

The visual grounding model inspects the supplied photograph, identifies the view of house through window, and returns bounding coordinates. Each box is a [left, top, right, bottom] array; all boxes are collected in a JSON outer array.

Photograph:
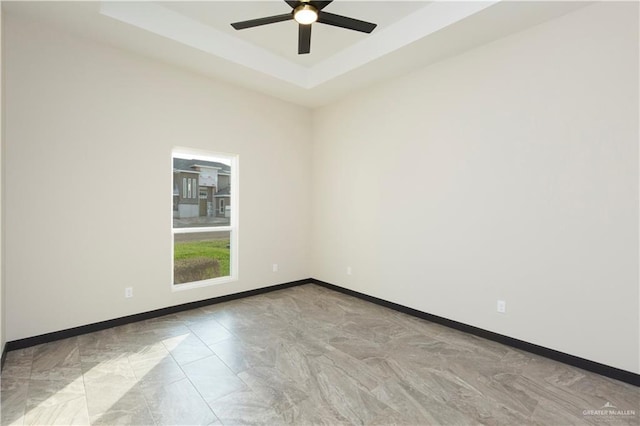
[[172, 150, 237, 287]]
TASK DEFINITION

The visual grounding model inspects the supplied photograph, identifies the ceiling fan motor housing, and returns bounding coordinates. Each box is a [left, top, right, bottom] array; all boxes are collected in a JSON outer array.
[[231, 0, 377, 55]]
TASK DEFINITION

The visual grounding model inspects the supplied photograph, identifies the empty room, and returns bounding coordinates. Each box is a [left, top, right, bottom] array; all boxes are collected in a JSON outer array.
[[0, 0, 638, 425]]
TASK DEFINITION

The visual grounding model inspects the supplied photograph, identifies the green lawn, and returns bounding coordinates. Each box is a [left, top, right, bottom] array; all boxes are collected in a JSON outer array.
[[174, 239, 230, 284]]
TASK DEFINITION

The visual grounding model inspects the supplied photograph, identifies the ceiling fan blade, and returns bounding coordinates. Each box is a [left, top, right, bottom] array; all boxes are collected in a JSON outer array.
[[231, 13, 292, 30], [317, 11, 377, 33], [284, 1, 299, 8], [298, 24, 312, 54], [309, 1, 333, 10]]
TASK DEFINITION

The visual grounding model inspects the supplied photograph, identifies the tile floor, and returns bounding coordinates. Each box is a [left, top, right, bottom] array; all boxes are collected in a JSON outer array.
[[1, 284, 638, 425]]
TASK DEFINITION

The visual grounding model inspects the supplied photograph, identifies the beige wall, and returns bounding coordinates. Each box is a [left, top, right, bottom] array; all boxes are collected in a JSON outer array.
[[3, 13, 312, 341], [3, 2, 638, 375], [312, 2, 639, 374]]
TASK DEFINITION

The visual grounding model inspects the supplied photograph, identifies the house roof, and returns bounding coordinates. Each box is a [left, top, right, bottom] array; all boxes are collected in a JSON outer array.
[[173, 158, 231, 174], [174, 169, 199, 175], [192, 164, 220, 170], [214, 187, 231, 197]]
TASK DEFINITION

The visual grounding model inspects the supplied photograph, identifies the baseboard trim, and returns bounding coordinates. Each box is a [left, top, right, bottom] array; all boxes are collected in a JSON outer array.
[[312, 279, 640, 387], [1, 344, 7, 370], [3, 277, 638, 386], [3, 279, 311, 356]]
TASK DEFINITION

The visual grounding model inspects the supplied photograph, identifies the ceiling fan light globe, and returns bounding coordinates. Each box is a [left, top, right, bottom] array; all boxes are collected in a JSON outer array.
[[294, 5, 318, 25]]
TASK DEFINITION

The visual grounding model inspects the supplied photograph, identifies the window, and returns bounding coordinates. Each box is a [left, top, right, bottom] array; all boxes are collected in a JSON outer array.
[[172, 149, 237, 289]]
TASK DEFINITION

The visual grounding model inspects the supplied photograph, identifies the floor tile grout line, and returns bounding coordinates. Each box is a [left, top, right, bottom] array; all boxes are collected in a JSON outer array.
[[180, 300, 314, 425], [168, 311, 233, 425], [81, 332, 162, 425], [22, 363, 32, 426], [124, 350, 159, 426], [76, 338, 92, 426], [134, 374, 162, 426], [177, 360, 224, 426], [5, 285, 639, 425], [4, 348, 33, 426]]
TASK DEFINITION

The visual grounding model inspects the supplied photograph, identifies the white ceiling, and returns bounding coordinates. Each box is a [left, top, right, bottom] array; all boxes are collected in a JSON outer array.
[[162, 1, 429, 66], [3, 1, 590, 107]]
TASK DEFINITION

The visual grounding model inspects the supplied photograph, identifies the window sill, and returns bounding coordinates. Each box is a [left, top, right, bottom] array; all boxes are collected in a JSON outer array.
[[171, 276, 238, 292]]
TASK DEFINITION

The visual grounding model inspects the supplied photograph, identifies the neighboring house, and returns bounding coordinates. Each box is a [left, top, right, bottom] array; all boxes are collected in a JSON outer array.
[[215, 169, 231, 217], [173, 158, 231, 218]]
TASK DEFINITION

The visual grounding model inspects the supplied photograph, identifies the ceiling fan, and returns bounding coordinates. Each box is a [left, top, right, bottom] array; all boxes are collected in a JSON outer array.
[[231, 1, 377, 55]]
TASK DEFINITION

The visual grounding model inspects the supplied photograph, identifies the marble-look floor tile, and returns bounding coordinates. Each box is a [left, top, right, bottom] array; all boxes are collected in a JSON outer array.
[[142, 378, 217, 426], [315, 348, 383, 392], [280, 396, 350, 425], [77, 328, 122, 352], [3, 347, 35, 365], [567, 374, 640, 415], [339, 313, 417, 345], [81, 355, 136, 382], [520, 350, 640, 416], [143, 319, 192, 341], [202, 307, 265, 334], [162, 333, 213, 366], [181, 354, 247, 404], [1, 284, 637, 426], [209, 337, 276, 374], [89, 406, 156, 426], [126, 342, 168, 365], [371, 379, 440, 425], [174, 308, 215, 324], [1, 364, 32, 380], [388, 310, 454, 336], [30, 338, 82, 381], [84, 377, 154, 426], [23, 377, 90, 425], [186, 319, 234, 346], [83, 373, 144, 415], [373, 377, 478, 426], [238, 366, 309, 414], [271, 337, 328, 385], [23, 395, 90, 426], [465, 372, 540, 420], [227, 322, 296, 347], [130, 356, 186, 391], [307, 354, 394, 424], [2, 347, 34, 380], [29, 366, 83, 382], [1, 377, 29, 425], [78, 346, 130, 364], [207, 389, 283, 425]]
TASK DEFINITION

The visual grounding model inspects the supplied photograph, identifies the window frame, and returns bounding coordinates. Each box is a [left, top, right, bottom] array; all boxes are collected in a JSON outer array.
[[171, 148, 239, 291]]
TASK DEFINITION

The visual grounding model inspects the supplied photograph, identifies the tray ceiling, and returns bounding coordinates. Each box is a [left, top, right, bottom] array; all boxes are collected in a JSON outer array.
[[3, 1, 589, 107]]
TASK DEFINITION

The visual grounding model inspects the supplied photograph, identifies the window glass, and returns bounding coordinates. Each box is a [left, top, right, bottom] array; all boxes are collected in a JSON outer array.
[[173, 231, 231, 284], [172, 150, 236, 287]]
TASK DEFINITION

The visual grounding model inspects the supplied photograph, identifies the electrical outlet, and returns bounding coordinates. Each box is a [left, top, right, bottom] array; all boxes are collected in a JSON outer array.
[[125, 287, 133, 298], [497, 300, 506, 313], [272, 264, 279, 272], [347, 266, 352, 276]]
